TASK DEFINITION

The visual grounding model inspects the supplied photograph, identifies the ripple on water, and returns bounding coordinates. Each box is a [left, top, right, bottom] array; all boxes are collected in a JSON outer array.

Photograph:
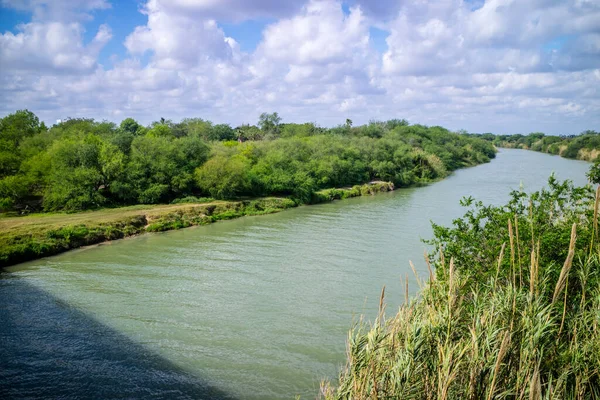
[[1, 149, 591, 400]]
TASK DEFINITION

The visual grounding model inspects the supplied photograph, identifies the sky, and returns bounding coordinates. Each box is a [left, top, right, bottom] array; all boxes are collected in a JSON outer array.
[[0, 0, 599, 134]]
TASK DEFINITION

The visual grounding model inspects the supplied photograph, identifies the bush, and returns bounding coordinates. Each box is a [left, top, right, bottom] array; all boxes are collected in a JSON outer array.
[[171, 196, 214, 204], [322, 178, 600, 398]]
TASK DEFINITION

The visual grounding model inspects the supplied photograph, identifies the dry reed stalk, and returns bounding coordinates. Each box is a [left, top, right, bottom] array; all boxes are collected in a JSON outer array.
[[529, 199, 535, 250], [510, 286, 517, 331], [536, 240, 540, 296], [440, 245, 445, 269], [590, 186, 600, 257], [424, 250, 435, 282], [529, 248, 537, 296], [378, 285, 386, 322], [487, 331, 511, 400], [446, 257, 456, 318], [437, 345, 457, 400], [410, 260, 423, 290], [509, 219, 516, 287], [529, 365, 541, 400], [515, 214, 523, 287], [370, 359, 378, 400], [594, 186, 600, 241], [494, 243, 506, 291], [405, 274, 409, 305], [449, 257, 455, 289], [552, 223, 577, 304], [468, 326, 478, 398], [558, 273, 569, 338]]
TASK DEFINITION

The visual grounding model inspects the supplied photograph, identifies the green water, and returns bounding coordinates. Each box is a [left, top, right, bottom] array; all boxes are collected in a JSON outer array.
[[2, 149, 591, 399]]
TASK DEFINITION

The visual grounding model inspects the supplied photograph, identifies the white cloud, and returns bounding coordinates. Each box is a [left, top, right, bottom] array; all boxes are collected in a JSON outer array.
[[249, 0, 381, 120], [0, 22, 112, 73], [257, 0, 369, 65], [1, 0, 111, 21], [0, 0, 599, 134], [124, 0, 237, 68], [152, 0, 303, 21]]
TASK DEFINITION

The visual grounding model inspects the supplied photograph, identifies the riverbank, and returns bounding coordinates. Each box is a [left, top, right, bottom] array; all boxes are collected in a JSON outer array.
[[322, 179, 600, 398], [467, 131, 599, 162], [0, 182, 395, 268], [1, 149, 590, 400], [497, 141, 598, 161]]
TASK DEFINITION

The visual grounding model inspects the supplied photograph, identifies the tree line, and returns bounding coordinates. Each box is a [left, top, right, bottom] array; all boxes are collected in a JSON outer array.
[[0, 110, 496, 213], [468, 130, 600, 161]]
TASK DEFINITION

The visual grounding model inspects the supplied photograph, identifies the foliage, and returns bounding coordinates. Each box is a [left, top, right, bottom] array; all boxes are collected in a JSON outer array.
[[322, 179, 600, 399], [469, 130, 600, 162], [588, 161, 600, 185], [258, 112, 282, 138], [0, 110, 496, 212], [195, 156, 254, 199]]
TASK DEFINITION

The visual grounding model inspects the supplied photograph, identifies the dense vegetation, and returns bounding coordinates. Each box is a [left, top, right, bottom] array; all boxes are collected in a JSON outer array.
[[470, 130, 600, 161], [0, 110, 495, 213], [322, 177, 600, 398]]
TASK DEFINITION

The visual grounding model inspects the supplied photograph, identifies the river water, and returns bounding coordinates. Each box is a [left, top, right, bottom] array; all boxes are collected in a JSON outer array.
[[0, 149, 590, 399]]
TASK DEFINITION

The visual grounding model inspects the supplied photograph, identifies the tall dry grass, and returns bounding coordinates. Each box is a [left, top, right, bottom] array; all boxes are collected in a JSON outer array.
[[321, 183, 600, 399]]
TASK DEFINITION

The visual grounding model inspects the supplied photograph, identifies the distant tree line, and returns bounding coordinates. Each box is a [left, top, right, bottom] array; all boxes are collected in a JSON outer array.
[[0, 110, 496, 213], [467, 130, 600, 160]]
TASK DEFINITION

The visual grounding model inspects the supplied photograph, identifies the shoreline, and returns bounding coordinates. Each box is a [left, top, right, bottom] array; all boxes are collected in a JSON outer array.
[[1, 182, 398, 269], [495, 143, 594, 162]]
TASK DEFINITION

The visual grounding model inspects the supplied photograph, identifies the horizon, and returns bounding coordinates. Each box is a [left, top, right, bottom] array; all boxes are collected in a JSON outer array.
[[1, 0, 599, 135]]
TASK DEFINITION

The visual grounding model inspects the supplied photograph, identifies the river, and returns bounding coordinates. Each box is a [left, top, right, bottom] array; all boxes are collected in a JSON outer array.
[[0, 149, 590, 399]]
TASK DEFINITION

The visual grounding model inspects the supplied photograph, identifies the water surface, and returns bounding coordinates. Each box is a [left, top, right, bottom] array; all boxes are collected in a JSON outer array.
[[0, 149, 590, 399]]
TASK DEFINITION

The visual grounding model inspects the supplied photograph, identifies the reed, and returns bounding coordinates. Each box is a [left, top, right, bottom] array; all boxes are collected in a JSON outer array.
[[509, 218, 516, 287], [595, 186, 600, 240], [486, 331, 511, 400], [322, 181, 600, 399], [515, 214, 523, 287], [552, 223, 577, 305]]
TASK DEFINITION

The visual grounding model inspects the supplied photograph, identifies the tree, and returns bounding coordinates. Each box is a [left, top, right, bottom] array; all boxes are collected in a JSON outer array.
[[236, 124, 263, 141], [147, 124, 172, 137], [213, 124, 235, 141], [0, 110, 43, 177], [587, 161, 600, 184], [0, 109, 42, 146], [258, 112, 282, 137], [119, 118, 142, 135], [195, 156, 253, 199]]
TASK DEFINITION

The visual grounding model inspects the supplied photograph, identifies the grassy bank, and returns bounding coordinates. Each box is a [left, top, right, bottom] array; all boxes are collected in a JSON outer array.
[[0, 182, 395, 268], [322, 178, 600, 399]]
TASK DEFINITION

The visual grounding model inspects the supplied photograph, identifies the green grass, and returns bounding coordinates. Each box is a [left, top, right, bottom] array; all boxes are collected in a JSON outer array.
[[0, 183, 393, 268], [322, 180, 600, 399], [0, 198, 297, 268]]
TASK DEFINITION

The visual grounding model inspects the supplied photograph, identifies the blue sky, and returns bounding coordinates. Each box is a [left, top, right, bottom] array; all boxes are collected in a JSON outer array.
[[0, 0, 598, 134]]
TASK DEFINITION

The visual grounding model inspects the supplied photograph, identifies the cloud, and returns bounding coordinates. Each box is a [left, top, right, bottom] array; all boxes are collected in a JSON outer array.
[[152, 0, 304, 21], [124, 0, 236, 68], [0, 22, 112, 73], [257, 0, 369, 66], [349, 0, 402, 19], [0, 0, 599, 134], [1, 0, 111, 21], [249, 0, 382, 119], [382, 0, 600, 76]]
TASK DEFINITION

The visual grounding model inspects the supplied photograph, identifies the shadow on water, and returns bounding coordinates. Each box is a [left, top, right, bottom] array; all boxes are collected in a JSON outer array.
[[0, 275, 238, 400]]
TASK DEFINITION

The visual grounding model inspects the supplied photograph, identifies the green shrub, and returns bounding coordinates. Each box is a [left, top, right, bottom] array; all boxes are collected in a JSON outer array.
[[171, 196, 214, 204], [322, 178, 600, 399]]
